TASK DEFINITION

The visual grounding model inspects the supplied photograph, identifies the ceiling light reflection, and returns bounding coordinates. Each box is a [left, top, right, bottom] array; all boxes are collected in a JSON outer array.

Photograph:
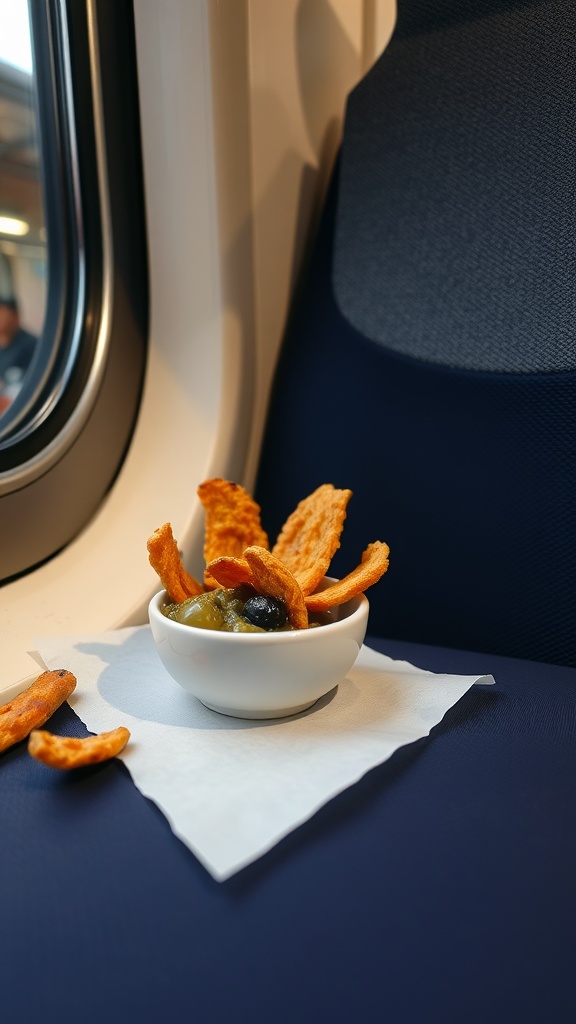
[[0, 215, 30, 236]]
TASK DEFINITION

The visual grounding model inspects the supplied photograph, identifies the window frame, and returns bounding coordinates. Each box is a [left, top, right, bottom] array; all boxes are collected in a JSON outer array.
[[0, 0, 148, 582]]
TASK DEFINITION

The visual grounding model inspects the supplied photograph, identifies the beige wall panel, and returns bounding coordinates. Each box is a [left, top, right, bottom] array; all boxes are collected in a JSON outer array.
[[211, 0, 396, 483]]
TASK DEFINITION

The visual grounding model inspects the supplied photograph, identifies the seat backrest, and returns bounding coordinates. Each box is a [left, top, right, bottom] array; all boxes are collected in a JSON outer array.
[[255, 0, 576, 666]]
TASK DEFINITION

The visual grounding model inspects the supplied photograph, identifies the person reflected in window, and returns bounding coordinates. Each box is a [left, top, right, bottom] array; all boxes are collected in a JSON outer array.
[[0, 297, 38, 415]]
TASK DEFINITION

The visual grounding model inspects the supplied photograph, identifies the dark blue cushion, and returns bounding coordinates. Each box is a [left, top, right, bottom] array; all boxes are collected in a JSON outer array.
[[255, 1, 576, 665], [335, 0, 576, 375], [255, 165, 576, 665]]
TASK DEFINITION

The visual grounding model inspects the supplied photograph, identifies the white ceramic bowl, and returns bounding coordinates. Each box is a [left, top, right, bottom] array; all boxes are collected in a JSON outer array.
[[148, 583, 369, 719]]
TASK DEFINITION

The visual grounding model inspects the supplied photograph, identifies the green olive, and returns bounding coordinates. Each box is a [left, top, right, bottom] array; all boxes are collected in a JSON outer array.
[[165, 593, 224, 631]]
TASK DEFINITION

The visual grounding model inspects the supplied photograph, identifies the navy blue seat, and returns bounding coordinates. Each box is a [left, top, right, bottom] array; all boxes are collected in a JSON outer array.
[[255, 0, 576, 667]]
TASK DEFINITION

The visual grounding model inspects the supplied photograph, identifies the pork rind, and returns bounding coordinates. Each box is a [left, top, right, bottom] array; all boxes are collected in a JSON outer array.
[[148, 479, 391, 620], [28, 726, 130, 769], [147, 522, 203, 603], [198, 478, 269, 588], [304, 541, 390, 613], [243, 546, 309, 629], [205, 555, 253, 589], [272, 484, 352, 596], [0, 669, 77, 754]]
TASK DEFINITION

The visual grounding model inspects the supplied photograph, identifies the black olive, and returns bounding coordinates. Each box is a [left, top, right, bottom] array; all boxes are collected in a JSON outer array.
[[243, 594, 288, 630]]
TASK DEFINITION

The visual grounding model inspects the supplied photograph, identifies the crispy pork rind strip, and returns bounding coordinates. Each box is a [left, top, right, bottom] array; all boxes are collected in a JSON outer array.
[[205, 555, 253, 589], [0, 669, 77, 754], [198, 478, 269, 588], [147, 522, 203, 603], [28, 726, 130, 769], [243, 546, 309, 629], [272, 484, 352, 596], [304, 541, 390, 613]]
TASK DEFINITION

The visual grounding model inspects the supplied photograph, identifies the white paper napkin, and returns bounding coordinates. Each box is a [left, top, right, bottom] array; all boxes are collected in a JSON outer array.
[[36, 627, 494, 881]]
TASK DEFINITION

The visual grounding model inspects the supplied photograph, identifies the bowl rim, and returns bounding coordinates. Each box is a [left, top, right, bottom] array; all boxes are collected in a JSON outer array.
[[148, 583, 369, 643]]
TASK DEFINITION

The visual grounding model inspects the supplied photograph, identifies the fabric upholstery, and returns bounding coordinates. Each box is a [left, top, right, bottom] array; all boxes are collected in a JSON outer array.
[[255, 0, 576, 665]]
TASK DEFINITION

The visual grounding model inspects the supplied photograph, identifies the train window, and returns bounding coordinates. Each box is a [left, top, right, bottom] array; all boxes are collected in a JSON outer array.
[[0, 0, 45, 425], [0, 0, 147, 581]]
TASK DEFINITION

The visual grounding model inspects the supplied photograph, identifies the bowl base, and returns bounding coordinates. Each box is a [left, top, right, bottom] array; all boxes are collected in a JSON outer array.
[[199, 697, 320, 720]]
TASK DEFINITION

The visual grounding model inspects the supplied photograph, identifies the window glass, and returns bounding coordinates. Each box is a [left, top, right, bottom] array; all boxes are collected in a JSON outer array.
[[0, 0, 147, 584], [0, 0, 46, 420]]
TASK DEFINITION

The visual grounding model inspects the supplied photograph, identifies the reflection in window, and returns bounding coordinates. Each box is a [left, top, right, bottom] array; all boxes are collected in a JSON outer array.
[[0, 0, 45, 419]]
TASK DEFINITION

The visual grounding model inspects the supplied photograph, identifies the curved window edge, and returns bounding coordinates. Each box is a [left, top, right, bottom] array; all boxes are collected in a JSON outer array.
[[0, 0, 148, 581]]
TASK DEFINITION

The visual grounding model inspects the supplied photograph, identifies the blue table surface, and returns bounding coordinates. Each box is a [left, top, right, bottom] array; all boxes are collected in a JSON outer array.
[[1, 636, 575, 1024]]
